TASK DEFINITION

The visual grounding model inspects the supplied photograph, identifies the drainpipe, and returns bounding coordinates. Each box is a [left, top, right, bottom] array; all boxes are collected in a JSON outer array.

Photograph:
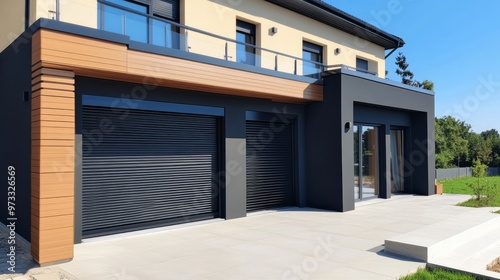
[[385, 41, 403, 59], [56, 0, 60, 21]]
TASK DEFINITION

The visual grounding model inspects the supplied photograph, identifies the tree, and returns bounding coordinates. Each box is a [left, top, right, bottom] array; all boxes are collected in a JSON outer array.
[[420, 80, 434, 91], [481, 129, 500, 140], [467, 133, 492, 166], [481, 129, 500, 167], [435, 116, 471, 168], [395, 52, 415, 86], [394, 52, 435, 91]]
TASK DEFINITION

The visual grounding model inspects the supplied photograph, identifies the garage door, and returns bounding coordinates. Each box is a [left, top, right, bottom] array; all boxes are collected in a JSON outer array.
[[246, 120, 295, 212], [82, 105, 220, 237]]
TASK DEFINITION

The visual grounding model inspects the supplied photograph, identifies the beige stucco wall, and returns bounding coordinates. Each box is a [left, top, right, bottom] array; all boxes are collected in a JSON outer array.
[[183, 0, 386, 77], [30, 0, 97, 29], [0, 0, 26, 52]]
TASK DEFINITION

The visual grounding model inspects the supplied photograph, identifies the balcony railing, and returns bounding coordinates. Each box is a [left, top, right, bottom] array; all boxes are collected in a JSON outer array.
[[54, 0, 378, 79]]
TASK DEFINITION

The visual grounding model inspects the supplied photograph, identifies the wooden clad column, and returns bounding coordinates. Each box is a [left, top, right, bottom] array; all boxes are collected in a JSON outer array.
[[31, 68, 75, 264]]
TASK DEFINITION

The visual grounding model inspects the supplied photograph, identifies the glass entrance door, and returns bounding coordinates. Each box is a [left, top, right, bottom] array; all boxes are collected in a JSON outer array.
[[354, 125, 379, 201]]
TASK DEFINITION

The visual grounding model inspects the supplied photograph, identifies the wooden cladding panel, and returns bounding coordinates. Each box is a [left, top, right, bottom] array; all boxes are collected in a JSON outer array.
[[127, 51, 322, 101], [34, 30, 127, 73], [32, 173, 75, 199], [32, 215, 74, 232], [32, 197, 74, 218], [31, 227, 74, 264], [34, 29, 323, 103], [31, 67, 75, 265]]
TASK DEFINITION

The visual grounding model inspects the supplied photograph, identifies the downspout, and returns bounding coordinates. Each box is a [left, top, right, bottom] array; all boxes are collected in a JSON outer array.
[[56, 0, 60, 21], [385, 41, 403, 59], [25, 0, 30, 29]]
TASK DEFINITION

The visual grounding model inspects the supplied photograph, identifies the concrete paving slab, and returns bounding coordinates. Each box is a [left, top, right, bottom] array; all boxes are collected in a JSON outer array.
[[3, 194, 492, 279]]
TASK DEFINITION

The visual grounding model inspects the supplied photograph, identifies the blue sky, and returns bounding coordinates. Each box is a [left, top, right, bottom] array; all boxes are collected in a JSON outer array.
[[327, 0, 500, 133]]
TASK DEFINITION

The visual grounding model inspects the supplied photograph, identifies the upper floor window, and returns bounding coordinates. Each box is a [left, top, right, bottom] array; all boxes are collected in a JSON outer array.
[[99, 0, 180, 48], [236, 20, 256, 65], [356, 58, 369, 73], [303, 41, 323, 79]]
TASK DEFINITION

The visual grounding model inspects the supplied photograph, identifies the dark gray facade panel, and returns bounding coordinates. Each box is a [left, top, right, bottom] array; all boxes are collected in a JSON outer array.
[[307, 72, 434, 212], [75, 89, 83, 243], [409, 112, 435, 195], [74, 77, 306, 223], [224, 107, 247, 219], [0, 35, 33, 240], [341, 72, 434, 112], [354, 104, 411, 127], [305, 74, 350, 212], [81, 106, 220, 237]]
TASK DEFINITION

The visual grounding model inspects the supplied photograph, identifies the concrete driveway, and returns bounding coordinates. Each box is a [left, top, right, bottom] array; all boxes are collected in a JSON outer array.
[[45, 194, 495, 280]]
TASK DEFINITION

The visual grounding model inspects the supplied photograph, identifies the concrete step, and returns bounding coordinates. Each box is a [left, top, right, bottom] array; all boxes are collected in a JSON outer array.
[[384, 211, 500, 262], [429, 223, 500, 280]]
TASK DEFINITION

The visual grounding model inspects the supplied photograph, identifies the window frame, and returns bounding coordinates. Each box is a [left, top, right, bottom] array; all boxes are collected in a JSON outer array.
[[98, 0, 180, 47], [356, 58, 369, 73], [302, 41, 324, 79], [236, 19, 257, 66]]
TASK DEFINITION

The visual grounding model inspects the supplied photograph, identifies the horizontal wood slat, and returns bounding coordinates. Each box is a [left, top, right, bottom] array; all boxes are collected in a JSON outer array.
[[32, 173, 75, 199], [32, 82, 75, 92], [32, 197, 74, 218], [32, 89, 75, 99], [32, 215, 74, 232], [32, 108, 75, 117]]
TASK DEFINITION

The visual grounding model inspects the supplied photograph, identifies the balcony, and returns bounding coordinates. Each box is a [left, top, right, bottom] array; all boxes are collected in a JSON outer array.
[[95, 0, 340, 78], [27, 0, 388, 103]]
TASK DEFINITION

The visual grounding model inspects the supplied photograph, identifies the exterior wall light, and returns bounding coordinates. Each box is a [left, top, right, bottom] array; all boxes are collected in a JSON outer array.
[[335, 48, 341, 55], [344, 121, 352, 132], [271, 27, 278, 34]]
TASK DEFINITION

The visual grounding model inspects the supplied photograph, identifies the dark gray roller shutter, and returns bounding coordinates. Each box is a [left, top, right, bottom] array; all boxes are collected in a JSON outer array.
[[246, 120, 295, 212], [153, 0, 178, 21], [82, 106, 219, 237]]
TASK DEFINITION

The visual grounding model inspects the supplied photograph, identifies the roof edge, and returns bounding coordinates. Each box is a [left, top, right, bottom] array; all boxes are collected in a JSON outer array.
[[265, 0, 405, 50]]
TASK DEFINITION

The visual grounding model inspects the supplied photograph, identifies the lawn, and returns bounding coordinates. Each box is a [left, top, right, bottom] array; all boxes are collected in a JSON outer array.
[[399, 268, 485, 280], [439, 176, 500, 208]]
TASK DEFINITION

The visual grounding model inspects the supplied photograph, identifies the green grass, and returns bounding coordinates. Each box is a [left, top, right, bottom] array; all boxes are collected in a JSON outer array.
[[399, 268, 485, 280], [438, 176, 500, 207]]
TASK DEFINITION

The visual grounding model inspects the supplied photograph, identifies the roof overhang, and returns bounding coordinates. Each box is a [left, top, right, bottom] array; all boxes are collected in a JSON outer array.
[[265, 0, 405, 50]]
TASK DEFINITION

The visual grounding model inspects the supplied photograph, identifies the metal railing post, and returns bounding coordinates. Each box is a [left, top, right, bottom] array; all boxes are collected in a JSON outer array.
[[225, 42, 229, 60], [122, 13, 126, 35]]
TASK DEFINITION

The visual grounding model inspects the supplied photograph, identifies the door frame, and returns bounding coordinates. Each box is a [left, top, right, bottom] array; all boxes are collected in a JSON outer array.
[[353, 123, 381, 201]]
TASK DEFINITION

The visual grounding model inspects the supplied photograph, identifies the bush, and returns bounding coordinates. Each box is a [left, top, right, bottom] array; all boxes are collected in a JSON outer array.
[[472, 158, 487, 178]]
